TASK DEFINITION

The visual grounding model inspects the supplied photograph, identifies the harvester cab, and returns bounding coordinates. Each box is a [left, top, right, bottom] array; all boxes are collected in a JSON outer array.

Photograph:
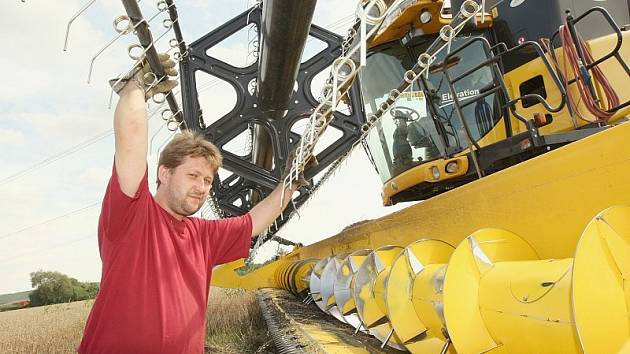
[[360, 0, 630, 205]]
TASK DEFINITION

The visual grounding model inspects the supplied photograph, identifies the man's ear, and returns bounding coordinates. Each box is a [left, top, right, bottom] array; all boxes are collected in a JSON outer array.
[[157, 165, 171, 186]]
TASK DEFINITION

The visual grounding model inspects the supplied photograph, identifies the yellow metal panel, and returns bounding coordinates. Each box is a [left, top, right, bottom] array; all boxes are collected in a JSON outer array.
[[387, 255, 429, 341], [341, 297, 355, 315], [504, 31, 630, 134], [382, 156, 469, 205], [370, 1, 493, 48], [442, 238, 497, 354], [354, 246, 406, 350], [326, 295, 336, 307], [443, 228, 538, 354], [478, 259, 581, 353], [211, 258, 283, 289], [335, 250, 371, 328], [504, 48, 579, 133], [412, 264, 450, 343], [573, 205, 630, 353], [370, 1, 445, 48], [290, 121, 630, 262]]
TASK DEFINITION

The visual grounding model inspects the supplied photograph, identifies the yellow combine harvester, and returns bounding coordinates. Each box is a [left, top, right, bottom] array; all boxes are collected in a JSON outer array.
[[213, 1, 630, 352]]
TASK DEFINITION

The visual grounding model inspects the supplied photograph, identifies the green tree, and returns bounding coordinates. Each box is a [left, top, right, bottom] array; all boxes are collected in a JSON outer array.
[[29, 270, 76, 306], [80, 282, 100, 299], [28, 270, 100, 306]]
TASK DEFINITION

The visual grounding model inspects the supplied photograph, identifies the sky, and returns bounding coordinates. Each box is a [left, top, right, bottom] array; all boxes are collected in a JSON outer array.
[[0, 0, 411, 294]]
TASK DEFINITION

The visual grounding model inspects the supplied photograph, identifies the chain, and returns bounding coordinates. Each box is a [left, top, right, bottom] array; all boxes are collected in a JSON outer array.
[[205, 188, 225, 219], [246, 124, 254, 156], [246, 21, 260, 66], [280, 0, 394, 204]]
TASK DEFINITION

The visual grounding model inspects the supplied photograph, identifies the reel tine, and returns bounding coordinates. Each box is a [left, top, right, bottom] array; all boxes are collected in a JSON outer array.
[[87, 17, 147, 84], [91, 0, 177, 84], [63, 0, 97, 51]]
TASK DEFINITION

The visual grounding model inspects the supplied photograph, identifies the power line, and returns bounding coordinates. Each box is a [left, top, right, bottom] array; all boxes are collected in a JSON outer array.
[[0, 130, 113, 186], [0, 202, 100, 241], [0, 98, 192, 243], [0, 99, 174, 187], [0, 234, 94, 264]]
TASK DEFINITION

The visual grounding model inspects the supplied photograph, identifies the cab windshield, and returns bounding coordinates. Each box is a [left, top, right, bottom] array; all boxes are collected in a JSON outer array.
[[360, 32, 502, 182]]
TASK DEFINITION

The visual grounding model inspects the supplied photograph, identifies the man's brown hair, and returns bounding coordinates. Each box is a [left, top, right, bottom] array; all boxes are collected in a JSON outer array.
[[156, 130, 222, 187]]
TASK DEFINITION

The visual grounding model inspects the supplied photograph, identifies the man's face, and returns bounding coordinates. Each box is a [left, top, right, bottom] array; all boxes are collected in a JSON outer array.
[[159, 156, 214, 217]]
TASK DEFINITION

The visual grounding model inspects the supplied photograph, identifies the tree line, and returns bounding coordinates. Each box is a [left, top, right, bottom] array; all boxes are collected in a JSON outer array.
[[28, 270, 99, 306]]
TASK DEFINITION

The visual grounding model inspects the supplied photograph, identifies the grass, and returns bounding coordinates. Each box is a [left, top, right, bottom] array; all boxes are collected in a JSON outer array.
[[0, 288, 270, 354], [205, 287, 272, 353], [0, 300, 94, 354]]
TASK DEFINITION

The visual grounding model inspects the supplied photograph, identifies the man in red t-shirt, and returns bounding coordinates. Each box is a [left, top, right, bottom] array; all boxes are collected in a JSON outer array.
[[78, 55, 302, 353]]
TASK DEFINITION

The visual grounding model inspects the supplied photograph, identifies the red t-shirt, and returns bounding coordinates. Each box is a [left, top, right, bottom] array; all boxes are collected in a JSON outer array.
[[78, 164, 252, 354]]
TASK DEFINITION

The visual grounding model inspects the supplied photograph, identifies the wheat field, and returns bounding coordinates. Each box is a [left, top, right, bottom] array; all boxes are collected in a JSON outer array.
[[0, 300, 93, 353], [0, 288, 269, 354]]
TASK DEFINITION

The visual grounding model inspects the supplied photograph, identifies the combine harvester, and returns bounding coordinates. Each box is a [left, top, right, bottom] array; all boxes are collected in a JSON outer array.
[[81, 0, 629, 352], [209, 0, 630, 352]]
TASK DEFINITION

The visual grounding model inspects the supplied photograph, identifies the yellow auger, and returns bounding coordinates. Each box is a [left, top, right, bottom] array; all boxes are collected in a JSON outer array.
[[334, 249, 371, 329], [387, 240, 455, 353], [354, 246, 406, 350], [267, 206, 629, 353], [442, 206, 630, 353]]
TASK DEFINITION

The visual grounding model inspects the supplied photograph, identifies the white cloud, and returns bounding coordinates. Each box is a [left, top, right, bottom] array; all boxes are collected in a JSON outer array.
[[1, 1, 108, 99], [12, 110, 112, 144], [78, 166, 111, 189], [0, 128, 26, 145]]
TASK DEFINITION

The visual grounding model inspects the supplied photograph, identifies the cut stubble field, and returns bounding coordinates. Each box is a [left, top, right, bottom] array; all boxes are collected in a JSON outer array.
[[0, 288, 270, 354]]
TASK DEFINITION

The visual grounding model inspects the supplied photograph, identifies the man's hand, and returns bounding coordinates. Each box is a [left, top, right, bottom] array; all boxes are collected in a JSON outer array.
[[141, 54, 178, 100], [281, 148, 318, 189], [248, 148, 318, 237], [110, 53, 178, 101]]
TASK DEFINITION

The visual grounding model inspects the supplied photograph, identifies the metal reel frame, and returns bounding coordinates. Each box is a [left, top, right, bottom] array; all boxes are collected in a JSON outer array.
[[178, 6, 365, 240]]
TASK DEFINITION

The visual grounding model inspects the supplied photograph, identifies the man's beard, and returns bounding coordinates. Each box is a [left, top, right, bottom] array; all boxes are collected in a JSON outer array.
[[176, 198, 202, 216], [169, 189, 204, 217]]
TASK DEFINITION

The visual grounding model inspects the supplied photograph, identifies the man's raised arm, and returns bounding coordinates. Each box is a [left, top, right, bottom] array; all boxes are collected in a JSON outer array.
[[114, 83, 148, 198], [111, 54, 178, 197]]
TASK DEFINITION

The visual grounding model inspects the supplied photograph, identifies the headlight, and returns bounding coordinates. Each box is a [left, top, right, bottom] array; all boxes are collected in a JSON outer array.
[[445, 161, 459, 174], [431, 166, 441, 180], [420, 10, 432, 24]]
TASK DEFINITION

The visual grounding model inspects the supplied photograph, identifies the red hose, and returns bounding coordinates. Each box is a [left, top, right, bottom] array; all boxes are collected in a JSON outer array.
[[559, 24, 620, 123]]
